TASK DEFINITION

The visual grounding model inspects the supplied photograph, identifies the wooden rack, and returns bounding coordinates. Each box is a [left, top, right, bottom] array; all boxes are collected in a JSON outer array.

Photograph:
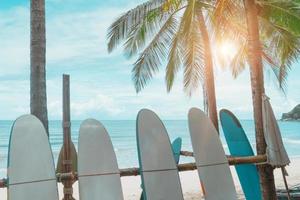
[[0, 75, 267, 199], [0, 154, 267, 188]]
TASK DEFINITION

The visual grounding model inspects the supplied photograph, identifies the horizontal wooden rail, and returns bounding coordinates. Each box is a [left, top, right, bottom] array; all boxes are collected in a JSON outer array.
[[0, 154, 267, 188], [181, 151, 267, 165], [227, 154, 266, 165], [180, 150, 194, 157]]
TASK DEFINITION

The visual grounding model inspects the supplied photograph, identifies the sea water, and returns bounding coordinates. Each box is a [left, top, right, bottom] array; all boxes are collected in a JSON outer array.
[[0, 120, 299, 178]]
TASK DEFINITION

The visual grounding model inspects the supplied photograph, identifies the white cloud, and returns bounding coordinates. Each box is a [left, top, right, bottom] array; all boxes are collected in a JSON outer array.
[[72, 94, 123, 117]]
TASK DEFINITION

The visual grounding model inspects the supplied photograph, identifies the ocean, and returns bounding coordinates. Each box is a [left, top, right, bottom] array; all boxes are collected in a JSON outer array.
[[0, 120, 300, 178]]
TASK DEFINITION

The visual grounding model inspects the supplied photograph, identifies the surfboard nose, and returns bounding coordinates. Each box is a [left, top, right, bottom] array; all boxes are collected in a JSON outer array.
[[8, 114, 59, 200], [12, 114, 44, 136], [137, 108, 158, 124], [136, 108, 184, 200], [188, 108, 208, 127], [78, 118, 124, 200], [188, 107, 205, 117], [80, 118, 104, 131]]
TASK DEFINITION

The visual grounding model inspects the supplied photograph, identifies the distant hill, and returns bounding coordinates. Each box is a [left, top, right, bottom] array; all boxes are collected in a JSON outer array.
[[281, 104, 300, 121]]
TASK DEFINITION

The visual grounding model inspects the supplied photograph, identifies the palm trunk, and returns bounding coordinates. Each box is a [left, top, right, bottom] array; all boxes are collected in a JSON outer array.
[[243, 0, 276, 199], [198, 10, 219, 132], [30, 0, 49, 134]]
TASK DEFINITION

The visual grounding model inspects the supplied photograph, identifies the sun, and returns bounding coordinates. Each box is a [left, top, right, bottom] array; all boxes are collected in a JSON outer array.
[[217, 41, 238, 60]]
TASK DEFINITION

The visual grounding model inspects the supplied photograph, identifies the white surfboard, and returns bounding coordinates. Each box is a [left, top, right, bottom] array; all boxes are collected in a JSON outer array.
[[137, 109, 184, 200], [78, 119, 124, 200], [188, 108, 237, 200], [8, 115, 59, 200]]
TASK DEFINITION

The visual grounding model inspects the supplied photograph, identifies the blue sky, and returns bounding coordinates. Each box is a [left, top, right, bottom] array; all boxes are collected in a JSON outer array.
[[0, 0, 299, 120]]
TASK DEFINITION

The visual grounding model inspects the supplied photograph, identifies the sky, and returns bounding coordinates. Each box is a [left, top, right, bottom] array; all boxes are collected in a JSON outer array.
[[0, 0, 299, 120]]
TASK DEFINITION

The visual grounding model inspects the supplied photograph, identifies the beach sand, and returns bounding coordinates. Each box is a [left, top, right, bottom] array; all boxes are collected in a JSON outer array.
[[1, 158, 299, 199]]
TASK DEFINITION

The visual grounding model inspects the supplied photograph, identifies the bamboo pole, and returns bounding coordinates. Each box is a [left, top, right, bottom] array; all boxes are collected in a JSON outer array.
[[281, 167, 291, 200], [180, 151, 267, 165], [62, 74, 75, 200], [180, 150, 194, 157], [227, 154, 266, 165], [56, 163, 198, 182], [56, 155, 267, 181], [0, 155, 267, 188]]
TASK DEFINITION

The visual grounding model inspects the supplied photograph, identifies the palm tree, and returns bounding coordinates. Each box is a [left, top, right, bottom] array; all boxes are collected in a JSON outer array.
[[107, 0, 220, 131], [243, 1, 275, 198], [30, 0, 49, 134], [108, 1, 300, 197], [214, 0, 300, 198]]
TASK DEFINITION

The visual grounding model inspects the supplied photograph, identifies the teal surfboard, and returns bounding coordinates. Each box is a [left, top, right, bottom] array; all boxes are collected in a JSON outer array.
[[140, 137, 182, 200], [172, 137, 182, 164], [220, 109, 262, 200]]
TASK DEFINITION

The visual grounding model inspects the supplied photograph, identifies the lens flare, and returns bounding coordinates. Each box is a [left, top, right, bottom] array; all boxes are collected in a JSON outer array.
[[217, 41, 237, 61]]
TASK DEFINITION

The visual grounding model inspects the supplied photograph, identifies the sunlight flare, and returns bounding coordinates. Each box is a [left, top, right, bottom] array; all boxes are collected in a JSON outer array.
[[217, 41, 238, 60]]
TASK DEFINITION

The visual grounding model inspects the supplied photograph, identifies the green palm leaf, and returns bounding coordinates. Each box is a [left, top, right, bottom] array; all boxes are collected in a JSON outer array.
[[258, 0, 300, 36], [181, 0, 205, 95], [260, 16, 300, 89], [132, 15, 179, 92], [165, 31, 182, 92], [107, 0, 168, 53]]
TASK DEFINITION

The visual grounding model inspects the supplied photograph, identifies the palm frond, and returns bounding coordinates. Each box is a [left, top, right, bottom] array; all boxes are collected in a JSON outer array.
[[258, 0, 300, 36], [213, 0, 245, 42], [123, 23, 147, 58], [122, 2, 185, 58], [277, 35, 300, 89], [132, 15, 179, 92], [119, 1, 187, 58], [165, 32, 182, 92], [181, 0, 205, 95], [230, 41, 248, 78], [107, 0, 168, 53], [165, 0, 193, 92], [260, 17, 300, 89]]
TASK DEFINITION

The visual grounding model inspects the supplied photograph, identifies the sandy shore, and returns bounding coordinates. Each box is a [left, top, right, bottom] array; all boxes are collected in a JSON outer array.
[[1, 158, 299, 199]]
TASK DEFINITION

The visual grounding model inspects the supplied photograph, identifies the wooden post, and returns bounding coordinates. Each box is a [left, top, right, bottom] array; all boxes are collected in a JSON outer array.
[[62, 74, 75, 200], [281, 167, 291, 200]]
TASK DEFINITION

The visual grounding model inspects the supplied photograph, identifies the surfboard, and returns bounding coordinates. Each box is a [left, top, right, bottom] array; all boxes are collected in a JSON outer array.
[[7, 115, 59, 200], [140, 137, 182, 200], [220, 109, 262, 200], [78, 119, 124, 200], [137, 109, 184, 200], [172, 137, 182, 164], [188, 108, 237, 200]]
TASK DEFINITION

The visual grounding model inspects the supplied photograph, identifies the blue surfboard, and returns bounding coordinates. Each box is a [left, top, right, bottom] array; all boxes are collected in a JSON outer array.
[[172, 137, 182, 164], [220, 109, 262, 200], [140, 137, 182, 200]]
